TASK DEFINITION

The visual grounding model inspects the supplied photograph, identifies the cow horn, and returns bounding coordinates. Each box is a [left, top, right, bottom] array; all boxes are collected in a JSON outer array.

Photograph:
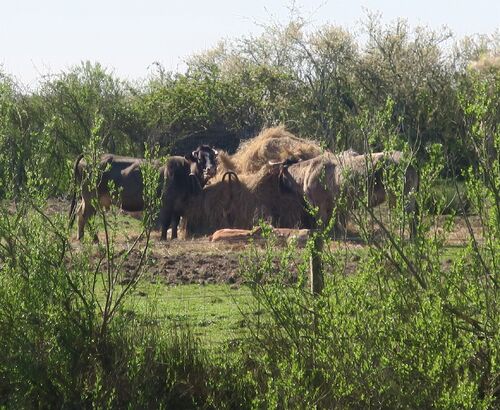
[[222, 170, 239, 182], [268, 160, 284, 166]]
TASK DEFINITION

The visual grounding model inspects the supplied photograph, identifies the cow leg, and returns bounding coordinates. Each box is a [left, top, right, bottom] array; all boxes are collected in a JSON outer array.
[[76, 202, 85, 240], [159, 204, 172, 241], [178, 217, 188, 240], [77, 200, 96, 241], [335, 211, 349, 238], [171, 213, 181, 239], [317, 204, 333, 230], [408, 199, 419, 240]]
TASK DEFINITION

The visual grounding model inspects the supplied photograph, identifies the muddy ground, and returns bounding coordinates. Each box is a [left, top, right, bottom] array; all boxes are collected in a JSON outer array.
[[120, 240, 247, 286], [46, 198, 482, 286], [112, 237, 368, 287]]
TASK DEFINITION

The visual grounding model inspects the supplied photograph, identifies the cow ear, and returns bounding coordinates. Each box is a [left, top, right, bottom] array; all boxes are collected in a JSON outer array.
[[185, 151, 197, 162], [278, 171, 294, 193]]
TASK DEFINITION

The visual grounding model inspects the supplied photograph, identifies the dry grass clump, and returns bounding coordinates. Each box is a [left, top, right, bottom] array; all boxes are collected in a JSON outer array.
[[217, 126, 323, 175], [183, 126, 325, 235], [183, 164, 309, 235]]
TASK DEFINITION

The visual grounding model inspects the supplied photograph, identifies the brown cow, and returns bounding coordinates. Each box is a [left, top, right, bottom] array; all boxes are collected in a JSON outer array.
[[274, 152, 340, 228], [336, 151, 419, 237], [69, 145, 218, 241], [275, 150, 419, 237]]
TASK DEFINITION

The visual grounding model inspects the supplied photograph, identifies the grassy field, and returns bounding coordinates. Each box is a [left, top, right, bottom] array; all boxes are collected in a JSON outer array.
[[63, 197, 485, 348], [121, 282, 257, 347]]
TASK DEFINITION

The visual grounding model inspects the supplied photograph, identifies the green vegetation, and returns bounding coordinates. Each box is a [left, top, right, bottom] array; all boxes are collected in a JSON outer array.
[[0, 14, 498, 409], [426, 180, 470, 215], [1, 15, 499, 198], [121, 283, 255, 346]]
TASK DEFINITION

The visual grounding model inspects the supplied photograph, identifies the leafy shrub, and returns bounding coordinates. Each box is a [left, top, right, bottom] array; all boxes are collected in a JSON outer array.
[[237, 75, 498, 408], [0, 131, 250, 408], [424, 180, 471, 215]]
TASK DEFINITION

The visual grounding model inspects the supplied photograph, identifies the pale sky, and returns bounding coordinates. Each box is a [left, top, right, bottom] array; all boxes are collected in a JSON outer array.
[[1, 0, 499, 88]]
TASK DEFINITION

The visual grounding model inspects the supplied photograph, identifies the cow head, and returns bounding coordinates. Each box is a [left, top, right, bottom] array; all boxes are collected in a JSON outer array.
[[268, 157, 301, 168], [185, 145, 218, 184], [268, 157, 301, 194]]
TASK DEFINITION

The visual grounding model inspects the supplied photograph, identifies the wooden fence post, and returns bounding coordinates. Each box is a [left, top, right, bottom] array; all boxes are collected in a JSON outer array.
[[309, 233, 324, 373], [310, 234, 324, 295]]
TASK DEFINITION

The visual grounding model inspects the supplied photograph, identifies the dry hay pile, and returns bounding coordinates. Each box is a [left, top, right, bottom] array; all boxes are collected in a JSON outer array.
[[181, 126, 330, 235], [182, 126, 324, 235], [183, 164, 310, 235], [216, 126, 323, 176]]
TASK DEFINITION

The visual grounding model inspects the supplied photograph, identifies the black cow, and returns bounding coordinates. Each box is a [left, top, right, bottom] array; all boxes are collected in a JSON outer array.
[[69, 145, 218, 240]]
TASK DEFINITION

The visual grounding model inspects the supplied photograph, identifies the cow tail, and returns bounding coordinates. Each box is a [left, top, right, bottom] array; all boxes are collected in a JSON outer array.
[[68, 154, 85, 228], [222, 170, 239, 201], [222, 170, 238, 226]]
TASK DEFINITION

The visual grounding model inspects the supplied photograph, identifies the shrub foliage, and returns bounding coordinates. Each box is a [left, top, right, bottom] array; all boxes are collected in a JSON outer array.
[[0, 14, 498, 409]]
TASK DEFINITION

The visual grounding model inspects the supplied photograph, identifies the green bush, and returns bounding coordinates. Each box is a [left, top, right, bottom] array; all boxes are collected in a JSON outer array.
[[424, 180, 471, 215], [0, 199, 255, 407], [0, 127, 231, 408], [236, 76, 498, 408]]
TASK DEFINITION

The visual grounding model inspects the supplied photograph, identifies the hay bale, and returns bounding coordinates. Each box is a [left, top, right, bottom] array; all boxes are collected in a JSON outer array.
[[181, 127, 341, 236], [217, 150, 238, 174], [183, 164, 309, 236], [217, 126, 323, 176]]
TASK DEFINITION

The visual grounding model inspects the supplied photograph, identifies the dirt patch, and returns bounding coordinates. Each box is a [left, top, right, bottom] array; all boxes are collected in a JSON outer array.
[[146, 246, 243, 286], [54, 197, 486, 286], [90, 236, 302, 287], [165, 256, 238, 285], [70, 234, 250, 286], [82, 233, 364, 287]]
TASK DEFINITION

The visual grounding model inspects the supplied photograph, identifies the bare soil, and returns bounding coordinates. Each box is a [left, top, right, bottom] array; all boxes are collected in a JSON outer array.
[[47, 198, 484, 286], [121, 240, 246, 286]]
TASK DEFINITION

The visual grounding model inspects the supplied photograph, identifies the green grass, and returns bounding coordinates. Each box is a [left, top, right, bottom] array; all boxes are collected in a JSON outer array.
[[120, 281, 258, 347], [105, 240, 468, 352], [425, 179, 470, 214]]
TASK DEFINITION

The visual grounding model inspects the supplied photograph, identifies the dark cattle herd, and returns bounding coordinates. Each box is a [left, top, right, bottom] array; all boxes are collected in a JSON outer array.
[[69, 145, 218, 240], [69, 127, 419, 241]]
